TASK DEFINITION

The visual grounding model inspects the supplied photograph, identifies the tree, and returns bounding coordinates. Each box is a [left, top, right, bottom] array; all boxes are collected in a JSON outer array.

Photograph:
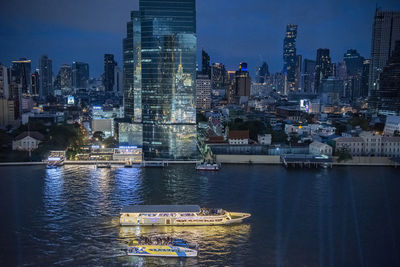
[[337, 147, 352, 162], [92, 131, 105, 142], [103, 137, 118, 148]]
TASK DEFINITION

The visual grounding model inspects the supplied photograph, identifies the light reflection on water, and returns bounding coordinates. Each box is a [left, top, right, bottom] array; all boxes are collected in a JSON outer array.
[[1, 165, 400, 266]]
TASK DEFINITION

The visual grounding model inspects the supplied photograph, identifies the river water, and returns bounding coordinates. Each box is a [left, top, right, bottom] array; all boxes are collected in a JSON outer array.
[[0, 165, 399, 266]]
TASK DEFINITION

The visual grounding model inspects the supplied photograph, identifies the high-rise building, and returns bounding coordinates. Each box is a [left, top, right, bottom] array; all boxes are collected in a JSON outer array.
[[295, 55, 302, 91], [123, 11, 142, 122], [196, 74, 211, 110], [104, 54, 117, 92], [39, 55, 53, 99], [283, 24, 298, 92], [72, 62, 89, 89], [373, 40, 400, 114], [31, 70, 40, 96], [369, 10, 400, 95], [228, 63, 251, 104], [314, 49, 332, 93], [256, 62, 269, 83], [302, 59, 315, 93], [211, 63, 226, 89], [201, 49, 211, 78], [57, 64, 72, 90], [123, 0, 197, 160], [344, 49, 364, 76], [0, 64, 9, 99], [11, 58, 31, 95]]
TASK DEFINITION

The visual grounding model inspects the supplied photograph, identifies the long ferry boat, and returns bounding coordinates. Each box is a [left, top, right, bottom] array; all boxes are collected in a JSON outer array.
[[120, 205, 251, 226], [126, 237, 198, 258]]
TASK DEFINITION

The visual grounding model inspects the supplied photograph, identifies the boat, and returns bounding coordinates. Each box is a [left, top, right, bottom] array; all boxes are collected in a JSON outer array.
[[46, 164, 57, 169], [126, 236, 198, 257], [97, 163, 111, 168], [120, 205, 251, 226], [195, 162, 220, 171]]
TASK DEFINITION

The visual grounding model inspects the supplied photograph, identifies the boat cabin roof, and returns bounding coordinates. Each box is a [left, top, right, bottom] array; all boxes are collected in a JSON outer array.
[[121, 205, 201, 213]]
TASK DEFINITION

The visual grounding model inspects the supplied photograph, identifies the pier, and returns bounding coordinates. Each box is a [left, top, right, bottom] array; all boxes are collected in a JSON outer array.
[[280, 154, 333, 168]]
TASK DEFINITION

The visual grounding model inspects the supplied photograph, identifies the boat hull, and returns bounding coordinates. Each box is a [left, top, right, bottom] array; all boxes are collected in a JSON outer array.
[[127, 245, 198, 257], [120, 212, 251, 226]]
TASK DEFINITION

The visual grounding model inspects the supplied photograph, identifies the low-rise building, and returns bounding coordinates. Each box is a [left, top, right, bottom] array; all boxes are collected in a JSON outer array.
[[384, 115, 400, 136], [335, 131, 400, 157], [258, 134, 272, 145], [12, 131, 44, 151], [228, 130, 249, 145], [309, 141, 332, 156]]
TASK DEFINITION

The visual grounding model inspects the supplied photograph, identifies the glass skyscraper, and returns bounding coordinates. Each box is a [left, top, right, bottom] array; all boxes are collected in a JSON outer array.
[[283, 24, 298, 93], [123, 0, 197, 160]]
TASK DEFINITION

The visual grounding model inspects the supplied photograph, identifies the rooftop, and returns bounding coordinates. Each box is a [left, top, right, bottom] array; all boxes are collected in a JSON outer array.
[[228, 130, 249, 140], [121, 205, 201, 214], [14, 131, 45, 141]]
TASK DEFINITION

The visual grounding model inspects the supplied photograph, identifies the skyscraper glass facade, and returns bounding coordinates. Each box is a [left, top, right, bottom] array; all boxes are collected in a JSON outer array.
[[123, 0, 197, 160], [283, 24, 298, 92]]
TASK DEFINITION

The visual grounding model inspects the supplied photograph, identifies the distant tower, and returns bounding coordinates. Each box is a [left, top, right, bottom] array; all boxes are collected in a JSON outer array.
[[39, 55, 53, 99], [72, 62, 89, 89], [104, 54, 117, 92], [303, 59, 316, 93], [11, 58, 31, 95], [201, 49, 211, 78], [256, 62, 269, 83], [283, 24, 298, 92], [314, 49, 332, 93], [368, 10, 400, 95]]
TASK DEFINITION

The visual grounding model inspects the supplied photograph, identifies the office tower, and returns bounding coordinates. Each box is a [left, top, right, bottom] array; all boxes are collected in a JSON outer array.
[[295, 55, 302, 91], [123, 11, 142, 122], [374, 40, 400, 114], [228, 62, 251, 104], [336, 61, 348, 81], [320, 77, 344, 105], [196, 74, 211, 110], [201, 49, 211, 78], [283, 24, 298, 92], [59, 64, 72, 89], [369, 10, 400, 95], [31, 70, 40, 96], [38, 55, 53, 98], [123, 0, 197, 160], [314, 49, 332, 93], [343, 49, 364, 76], [104, 54, 117, 92], [211, 63, 226, 89], [256, 62, 269, 83], [11, 58, 31, 95], [0, 64, 9, 99], [72, 62, 89, 89], [303, 59, 315, 93], [360, 59, 370, 97]]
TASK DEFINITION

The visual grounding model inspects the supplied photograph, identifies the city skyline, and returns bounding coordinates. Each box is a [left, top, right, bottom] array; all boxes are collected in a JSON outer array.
[[1, 0, 400, 77]]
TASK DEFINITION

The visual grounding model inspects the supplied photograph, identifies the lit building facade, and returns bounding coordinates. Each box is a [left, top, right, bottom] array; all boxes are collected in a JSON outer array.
[[123, 0, 198, 160], [314, 49, 332, 93], [283, 24, 298, 92], [196, 74, 211, 110]]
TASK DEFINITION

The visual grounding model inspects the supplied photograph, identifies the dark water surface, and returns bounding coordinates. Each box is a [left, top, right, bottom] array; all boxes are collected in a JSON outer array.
[[0, 165, 399, 266]]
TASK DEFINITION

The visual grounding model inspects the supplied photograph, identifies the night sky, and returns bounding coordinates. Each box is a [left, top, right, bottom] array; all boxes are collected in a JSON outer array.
[[1, 0, 400, 77]]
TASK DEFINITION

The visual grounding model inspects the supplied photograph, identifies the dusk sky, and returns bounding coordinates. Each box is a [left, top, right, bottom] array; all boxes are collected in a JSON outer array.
[[1, 0, 400, 77]]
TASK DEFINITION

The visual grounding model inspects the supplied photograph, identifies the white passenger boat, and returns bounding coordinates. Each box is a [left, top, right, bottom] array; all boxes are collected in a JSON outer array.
[[195, 162, 220, 171], [126, 237, 198, 257], [120, 205, 251, 226]]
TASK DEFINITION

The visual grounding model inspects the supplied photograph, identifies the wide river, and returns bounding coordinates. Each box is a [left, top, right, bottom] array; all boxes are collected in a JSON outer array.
[[0, 165, 399, 266]]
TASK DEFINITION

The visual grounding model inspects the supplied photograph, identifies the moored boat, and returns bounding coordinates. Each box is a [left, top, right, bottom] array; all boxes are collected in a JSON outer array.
[[120, 205, 251, 226], [195, 162, 220, 171], [126, 237, 198, 257]]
